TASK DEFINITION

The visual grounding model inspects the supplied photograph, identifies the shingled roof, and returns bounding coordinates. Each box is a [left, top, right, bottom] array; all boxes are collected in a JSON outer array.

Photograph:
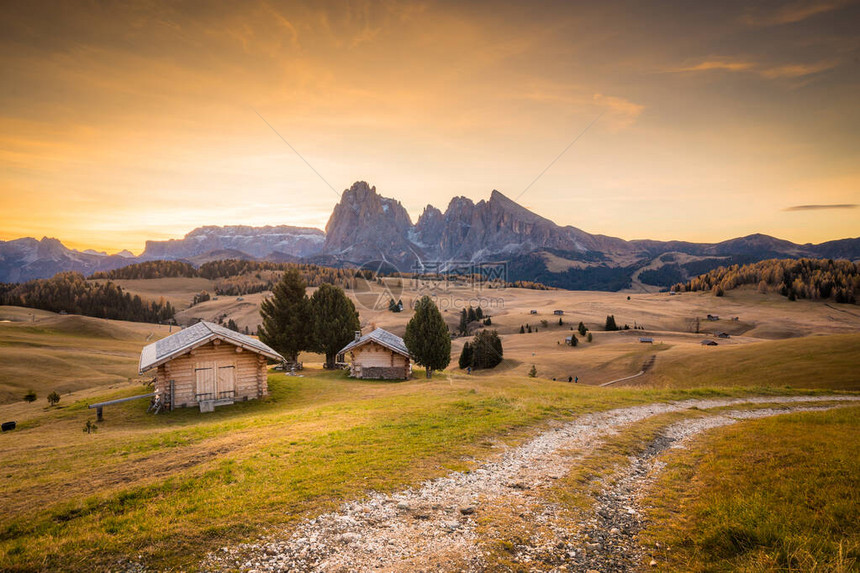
[[139, 321, 284, 373], [338, 328, 410, 357]]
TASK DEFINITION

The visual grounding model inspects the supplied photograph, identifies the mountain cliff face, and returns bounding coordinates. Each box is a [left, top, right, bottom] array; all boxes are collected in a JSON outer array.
[[323, 181, 417, 267], [142, 225, 324, 260], [3, 180, 858, 288]]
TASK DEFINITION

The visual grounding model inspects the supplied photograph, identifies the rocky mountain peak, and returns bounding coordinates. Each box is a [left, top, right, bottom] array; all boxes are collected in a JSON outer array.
[[322, 182, 416, 265]]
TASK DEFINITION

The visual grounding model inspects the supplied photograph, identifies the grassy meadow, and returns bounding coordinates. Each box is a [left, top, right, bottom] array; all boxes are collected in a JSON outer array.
[[0, 282, 858, 571], [640, 406, 860, 571], [0, 366, 771, 572]]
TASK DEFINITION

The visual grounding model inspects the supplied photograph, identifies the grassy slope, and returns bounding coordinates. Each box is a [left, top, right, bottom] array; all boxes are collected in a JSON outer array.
[[645, 333, 860, 390], [640, 406, 860, 572], [0, 291, 857, 571], [0, 308, 172, 403], [0, 368, 818, 573]]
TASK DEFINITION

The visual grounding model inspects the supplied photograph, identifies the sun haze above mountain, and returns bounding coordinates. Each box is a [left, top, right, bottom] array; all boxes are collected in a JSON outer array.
[[1, 1, 859, 252]]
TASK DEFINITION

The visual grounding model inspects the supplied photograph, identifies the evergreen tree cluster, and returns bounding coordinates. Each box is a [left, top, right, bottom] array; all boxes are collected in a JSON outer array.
[[91, 259, 378, 297], [90, 260, 197, 280], [259, 270, 361, 368], [604, 315, 618, 331], [458, 329, 503, 370], [672, 258, 859, 303], [457, 305, 485, 335], [1, 272, 175, 323]]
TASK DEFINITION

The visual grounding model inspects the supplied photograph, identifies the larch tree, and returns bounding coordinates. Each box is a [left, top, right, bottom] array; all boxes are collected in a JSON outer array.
[[404, 295, 451, 378]]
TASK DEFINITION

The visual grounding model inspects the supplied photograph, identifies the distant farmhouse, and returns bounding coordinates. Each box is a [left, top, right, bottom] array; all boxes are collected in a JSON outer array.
[[553, 310, 565, 315], [701, 339, 718, 346], [639, 337, 654, 344], [139, 321, 284, 412], [707, 314, 720, 321], [715, 332, 731, 339], [338, 328, 411, 380]]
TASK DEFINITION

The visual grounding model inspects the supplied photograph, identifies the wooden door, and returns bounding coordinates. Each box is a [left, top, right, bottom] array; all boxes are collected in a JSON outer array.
[[217, 364, 236, 399], [195, 363, 216, 402]]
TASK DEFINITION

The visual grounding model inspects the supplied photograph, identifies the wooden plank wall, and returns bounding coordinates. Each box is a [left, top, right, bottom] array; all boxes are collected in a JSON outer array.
[[154, 340, 267, 408]]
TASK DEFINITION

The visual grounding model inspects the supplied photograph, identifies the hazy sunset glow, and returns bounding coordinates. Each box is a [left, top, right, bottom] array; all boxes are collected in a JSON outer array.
[[2, 1, 858, 254]]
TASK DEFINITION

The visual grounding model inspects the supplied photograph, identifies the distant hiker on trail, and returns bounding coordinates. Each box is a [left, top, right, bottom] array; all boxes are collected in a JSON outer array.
[[467, 366, 471, 375], [568, 376, 572, 383], [575, 376, 579, 383]]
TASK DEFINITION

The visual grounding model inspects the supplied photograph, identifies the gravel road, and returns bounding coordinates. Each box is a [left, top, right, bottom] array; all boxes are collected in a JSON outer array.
[[201, 395, 858, 573]]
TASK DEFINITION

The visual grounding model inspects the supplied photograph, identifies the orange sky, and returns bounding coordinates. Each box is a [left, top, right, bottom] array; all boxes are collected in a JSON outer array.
[[1, 1, 858, 254]]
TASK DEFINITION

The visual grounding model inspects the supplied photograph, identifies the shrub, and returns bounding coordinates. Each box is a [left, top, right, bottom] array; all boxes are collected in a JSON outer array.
[[24, 391, 36, 403], [47, 391, 61, 407], [528, 364, 537, 378]]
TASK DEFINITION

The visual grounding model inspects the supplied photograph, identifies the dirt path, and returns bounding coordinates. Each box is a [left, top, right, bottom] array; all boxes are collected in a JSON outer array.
[[201, 396, 859, 573]]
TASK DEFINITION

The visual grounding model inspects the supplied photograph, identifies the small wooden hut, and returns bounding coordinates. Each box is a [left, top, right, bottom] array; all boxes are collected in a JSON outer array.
[[337, 328, 411, 380], [139, 321, 284, 412]]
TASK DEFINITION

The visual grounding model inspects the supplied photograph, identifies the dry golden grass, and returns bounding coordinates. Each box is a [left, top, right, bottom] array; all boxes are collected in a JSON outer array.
[[0, 307, 172, 404]]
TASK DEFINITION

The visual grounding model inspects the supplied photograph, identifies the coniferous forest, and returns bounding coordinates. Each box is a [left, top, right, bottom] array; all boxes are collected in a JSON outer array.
[[673, 258, 859, 303], [0, 272, 175, 323]]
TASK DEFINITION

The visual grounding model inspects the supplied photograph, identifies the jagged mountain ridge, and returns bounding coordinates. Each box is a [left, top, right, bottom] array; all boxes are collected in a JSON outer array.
[[142, 225, 325, 260], [2, 181, 858, 288]]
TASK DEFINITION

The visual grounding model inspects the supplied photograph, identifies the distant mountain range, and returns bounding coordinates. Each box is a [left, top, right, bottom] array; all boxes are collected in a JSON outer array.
[[2, 181, 858, 290]]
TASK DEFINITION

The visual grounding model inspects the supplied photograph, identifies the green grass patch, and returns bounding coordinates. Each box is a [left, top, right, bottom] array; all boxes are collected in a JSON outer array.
[[640, 406, 860, 572]]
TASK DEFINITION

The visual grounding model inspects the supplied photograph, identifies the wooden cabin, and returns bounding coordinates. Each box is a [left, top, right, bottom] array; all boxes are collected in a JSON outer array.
[[139, 321, 284, 412], [337, 328, 411, 380]]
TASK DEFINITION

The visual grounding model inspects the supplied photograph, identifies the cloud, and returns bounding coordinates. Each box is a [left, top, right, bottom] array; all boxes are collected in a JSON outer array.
[[675, 60, 756, 73], [783, 204, 857, 211], [593, 93, 644, 131], [742, 0, 851, 26], [759, 61, 838, 79], [670, 58, 836, 80]]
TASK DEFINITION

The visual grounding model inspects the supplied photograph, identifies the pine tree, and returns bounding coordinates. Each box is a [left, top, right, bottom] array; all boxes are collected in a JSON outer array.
[[259, 269, 311, 363], [404, 295, 451, 379], [578, 321, 587, 336], [475, 306, 484, 320], [309, 284, 361, 369], [528, 364, 537, 378], [558, 317, 563, 326], [47, 391, 60, 406], [604, 315, 618, 331], [519, 325, 525, 334], [459, 308, 469, 336], [467, 306, 477, 323], [471, 330, 503, 369], [458, 342, 473, 369]]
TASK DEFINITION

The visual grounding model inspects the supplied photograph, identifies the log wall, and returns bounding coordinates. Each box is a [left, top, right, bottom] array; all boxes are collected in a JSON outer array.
[[154, 340, 268, 408]]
